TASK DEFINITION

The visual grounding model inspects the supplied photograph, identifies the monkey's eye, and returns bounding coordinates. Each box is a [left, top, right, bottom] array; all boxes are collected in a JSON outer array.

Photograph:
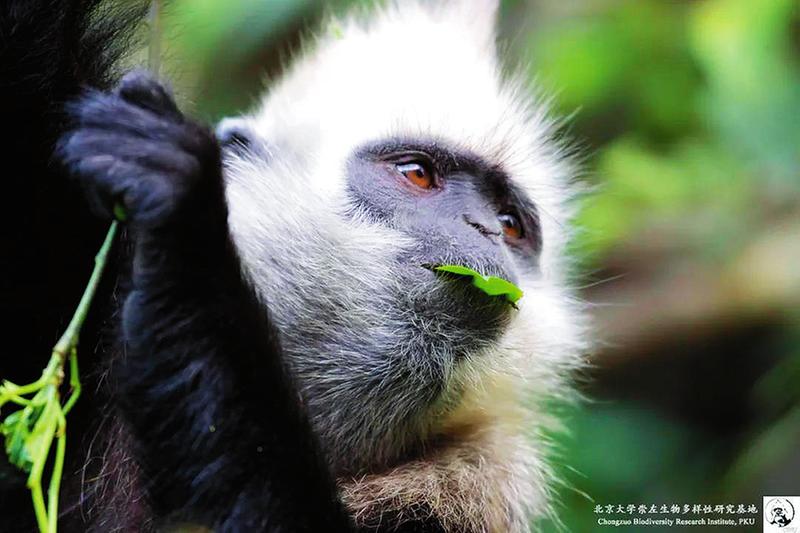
[[396, 162, 435, 189], [498, 210, 524, 240]]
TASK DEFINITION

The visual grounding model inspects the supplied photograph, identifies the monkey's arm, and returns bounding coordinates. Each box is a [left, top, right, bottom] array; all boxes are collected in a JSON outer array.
[[59, 71, 353, 532]]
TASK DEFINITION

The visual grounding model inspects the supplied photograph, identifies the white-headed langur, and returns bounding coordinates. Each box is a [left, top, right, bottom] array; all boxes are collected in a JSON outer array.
[[0, 1, 587, 531]]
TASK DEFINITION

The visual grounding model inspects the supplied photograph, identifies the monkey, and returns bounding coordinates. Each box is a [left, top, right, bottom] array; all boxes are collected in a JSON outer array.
[[1, 0, 586, 531]]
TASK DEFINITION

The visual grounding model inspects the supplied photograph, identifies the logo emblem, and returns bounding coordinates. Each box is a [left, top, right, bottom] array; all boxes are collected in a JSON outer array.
[[765, 497, 798, 531]]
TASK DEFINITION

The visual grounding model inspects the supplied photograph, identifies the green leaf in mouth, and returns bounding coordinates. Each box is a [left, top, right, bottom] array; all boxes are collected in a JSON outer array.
[[433, 264, 524, 305]]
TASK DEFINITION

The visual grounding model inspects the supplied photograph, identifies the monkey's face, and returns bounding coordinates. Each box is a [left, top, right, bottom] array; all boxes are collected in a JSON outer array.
[[345, 137, 542, 332], [223, 1, 584, 476]]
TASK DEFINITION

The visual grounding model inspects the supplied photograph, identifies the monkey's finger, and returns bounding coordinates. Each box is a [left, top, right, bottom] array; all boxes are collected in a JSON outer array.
[[65, 91, 210, 156], [61, 129, 201, 176], [68, 155, 140, 220], [115, 69, 182, 120], [65, 153, 178, 226]]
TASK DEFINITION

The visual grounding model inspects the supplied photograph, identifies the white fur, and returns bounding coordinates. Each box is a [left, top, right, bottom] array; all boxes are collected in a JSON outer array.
[[223, 1, 586, 530]]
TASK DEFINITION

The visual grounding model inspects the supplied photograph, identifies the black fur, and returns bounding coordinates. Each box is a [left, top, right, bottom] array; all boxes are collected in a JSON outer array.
[[2, 2, 353, 531]]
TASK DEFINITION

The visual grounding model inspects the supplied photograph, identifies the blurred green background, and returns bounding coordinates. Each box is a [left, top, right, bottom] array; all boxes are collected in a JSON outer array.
[[155, 0, 799, 530]]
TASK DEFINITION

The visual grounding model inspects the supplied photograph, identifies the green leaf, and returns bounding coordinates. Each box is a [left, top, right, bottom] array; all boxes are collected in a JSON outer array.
[[434, 265, 524, 304], [25, 397, 58, 469], [2, 410, 33, 472]]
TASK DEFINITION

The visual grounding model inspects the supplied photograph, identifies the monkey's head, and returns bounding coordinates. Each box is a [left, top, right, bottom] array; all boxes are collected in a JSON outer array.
[[223, 0, 585, 526]]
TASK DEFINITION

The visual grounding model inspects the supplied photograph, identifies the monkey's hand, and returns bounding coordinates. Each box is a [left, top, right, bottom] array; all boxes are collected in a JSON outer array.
[[59, 70, 223, 230]]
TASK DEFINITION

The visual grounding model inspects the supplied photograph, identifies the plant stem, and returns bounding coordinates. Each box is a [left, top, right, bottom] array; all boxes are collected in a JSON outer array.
[[0, 221, 118, 533], [27, 393, 57, 533], [61, 349, 81, 416], [52, 222, 118, 360], [47, 411, 67, 533]]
